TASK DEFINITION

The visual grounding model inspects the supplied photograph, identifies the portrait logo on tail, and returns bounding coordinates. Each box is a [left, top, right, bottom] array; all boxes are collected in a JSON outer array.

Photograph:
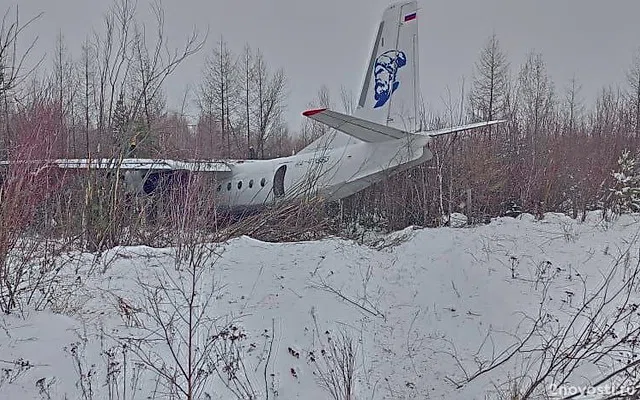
[[373, 49, 407, 108]]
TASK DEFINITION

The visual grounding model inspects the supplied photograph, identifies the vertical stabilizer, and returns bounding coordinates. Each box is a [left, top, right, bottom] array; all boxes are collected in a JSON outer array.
[[354, 1, 419, 133], [298, 1, 420, 155]]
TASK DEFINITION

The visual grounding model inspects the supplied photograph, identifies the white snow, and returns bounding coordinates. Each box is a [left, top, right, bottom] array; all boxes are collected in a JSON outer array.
[[1, 211, 640, 399]]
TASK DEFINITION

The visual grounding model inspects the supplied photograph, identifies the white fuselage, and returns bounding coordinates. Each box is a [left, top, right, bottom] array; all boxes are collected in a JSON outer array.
[[214, 134, 433, 211]]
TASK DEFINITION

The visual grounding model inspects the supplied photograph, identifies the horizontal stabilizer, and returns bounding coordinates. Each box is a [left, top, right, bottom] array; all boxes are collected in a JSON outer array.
[[302, 108, 412, 143], [419, 120, 507, 137]]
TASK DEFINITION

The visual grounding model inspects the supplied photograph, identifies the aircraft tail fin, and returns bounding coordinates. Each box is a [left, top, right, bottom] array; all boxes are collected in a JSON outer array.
[[297, 1, 420, 154], [354, 0, 419, 133]]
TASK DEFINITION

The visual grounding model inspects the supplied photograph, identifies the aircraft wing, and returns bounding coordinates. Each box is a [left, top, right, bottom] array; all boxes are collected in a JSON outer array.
[[302, 108, 412, 143], [0, 158, 233, 173], [420, 120, 507, 137]]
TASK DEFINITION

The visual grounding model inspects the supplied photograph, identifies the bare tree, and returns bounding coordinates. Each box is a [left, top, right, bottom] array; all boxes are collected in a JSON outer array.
[[516, 50, 556, 214], [590, 84, 624, 137], [468, 33, 509, 139], [517, 50, 555, 138], [91, 0, 136, 152], [118, 174, 261, 400], [87, 0, 205, 157], [198, 36, 238, 158], [64, 0, 206, 251], [0, 5, 43, 158], [561, 74, 584, 135], [309, 317, 358, 400], [127, 0, 205, 157], [626, 47, 640, 138], [339, 85, 355, 115], [124, 244, 233, 399], [300, 84, 332, 149], [79, 38, 94, 157], [52, 31, 83, 157], [239, 43, 255, 157], [316, 84, 331, 110], [252, 49, 287, 159]]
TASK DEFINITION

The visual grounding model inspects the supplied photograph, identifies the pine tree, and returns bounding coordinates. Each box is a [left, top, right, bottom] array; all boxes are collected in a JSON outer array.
[[469, 33, 509, 131], [111, 91, 129, 154], [608, 149, 640, 214]]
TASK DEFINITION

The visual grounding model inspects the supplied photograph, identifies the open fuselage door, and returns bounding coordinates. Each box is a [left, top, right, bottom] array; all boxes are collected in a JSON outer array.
[[273, 165, 287, 198]]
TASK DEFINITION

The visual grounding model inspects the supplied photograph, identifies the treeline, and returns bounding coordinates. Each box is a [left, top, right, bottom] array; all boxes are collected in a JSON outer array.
[[2, 0, 640, 248], [0, 0, 297, 164], [336, 34, 640, 230], [0, 0, 304, 255]]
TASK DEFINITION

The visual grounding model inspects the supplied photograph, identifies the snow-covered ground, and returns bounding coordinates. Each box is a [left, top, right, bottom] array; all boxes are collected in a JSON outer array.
[[2, 211, 640, 399]]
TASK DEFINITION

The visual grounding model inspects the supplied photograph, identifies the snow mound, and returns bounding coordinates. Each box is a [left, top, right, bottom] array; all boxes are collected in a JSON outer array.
[[1, 212, 640, 399]]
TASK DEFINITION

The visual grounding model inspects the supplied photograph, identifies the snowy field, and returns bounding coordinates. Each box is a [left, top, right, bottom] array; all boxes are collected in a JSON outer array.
[[2, 211, 640, 399]]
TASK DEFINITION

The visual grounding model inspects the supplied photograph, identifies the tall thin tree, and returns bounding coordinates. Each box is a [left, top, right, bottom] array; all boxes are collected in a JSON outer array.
[[626, 47, 640, 138], [468, 33, 509, 140]]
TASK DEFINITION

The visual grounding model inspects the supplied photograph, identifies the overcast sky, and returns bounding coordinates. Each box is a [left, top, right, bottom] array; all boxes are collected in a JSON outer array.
[[8, 0, 640, 131]]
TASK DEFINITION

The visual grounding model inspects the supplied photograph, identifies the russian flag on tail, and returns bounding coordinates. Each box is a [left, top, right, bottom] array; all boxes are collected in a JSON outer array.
[[404, 12, 417, 22]]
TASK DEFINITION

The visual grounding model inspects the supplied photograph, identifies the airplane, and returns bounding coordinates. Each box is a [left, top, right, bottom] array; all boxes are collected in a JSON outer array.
[[0, 0, 504, 214]]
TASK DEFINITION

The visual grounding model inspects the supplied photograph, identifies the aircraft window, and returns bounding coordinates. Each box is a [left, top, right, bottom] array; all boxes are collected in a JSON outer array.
[[216, 184, 221, 192], [237, 181, 242, 189], [249, 179, 254, 188], [260, 178, 266, 187], [227, 182, 231, 191]]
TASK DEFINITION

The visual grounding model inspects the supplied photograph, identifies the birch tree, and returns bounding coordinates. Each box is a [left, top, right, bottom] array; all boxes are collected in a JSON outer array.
[[198, 36, 238, 157], [252, 49, 287, 159], [517, 51, 555, 138]]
